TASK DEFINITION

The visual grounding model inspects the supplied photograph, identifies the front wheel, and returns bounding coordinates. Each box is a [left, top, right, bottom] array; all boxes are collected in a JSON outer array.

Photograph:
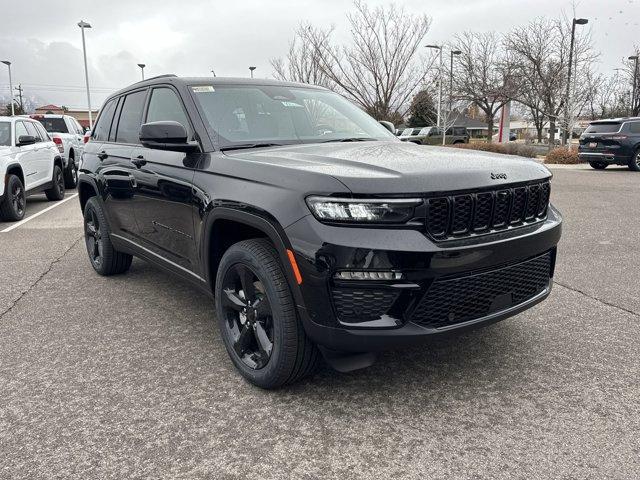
[[0, 174, 26, 221], [628, 149, 640, 172], [215, 239, 320, 388], [589, 161, 607, 170], [45, 165, 65, 201]]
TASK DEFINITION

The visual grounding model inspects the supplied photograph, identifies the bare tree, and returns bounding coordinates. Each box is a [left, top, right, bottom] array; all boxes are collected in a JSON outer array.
[[452, 31, 512, 142], [505, 17, 597, 150], [270, 24, 332, 88], [300, 1, 434, 124]]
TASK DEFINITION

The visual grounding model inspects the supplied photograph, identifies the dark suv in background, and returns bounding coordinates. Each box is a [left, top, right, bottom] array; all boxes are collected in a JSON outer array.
[[78, 75, 562, 388], [579, 117, 640, 170]]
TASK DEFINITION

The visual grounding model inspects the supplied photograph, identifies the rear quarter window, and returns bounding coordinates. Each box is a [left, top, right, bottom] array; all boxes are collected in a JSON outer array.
[[93, 99, 117, 142], [584, 122, 621, 134], [628, 122, 640, 134]]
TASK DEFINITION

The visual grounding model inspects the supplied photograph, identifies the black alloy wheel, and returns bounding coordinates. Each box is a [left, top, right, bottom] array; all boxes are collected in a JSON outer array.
[[220, 263, 274, 370], [11, 180, 26, 219], [0, 175, 26, 221], [631, 149, 640, 172], [85, 206, 103, 268], [45, 165, 65, 201]]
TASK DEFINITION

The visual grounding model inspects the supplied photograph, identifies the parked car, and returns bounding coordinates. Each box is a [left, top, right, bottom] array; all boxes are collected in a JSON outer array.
[[78, 75, 562, 388], [31, 114, 85, 188], [0, 116, 66, 221], [400, 126, 470, 145], [578, 117, 640, 171], [398, 127, 421, 142], [492, 131, 518, 142]]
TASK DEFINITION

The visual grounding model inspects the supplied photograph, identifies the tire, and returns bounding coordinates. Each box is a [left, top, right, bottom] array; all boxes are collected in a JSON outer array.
[[83, 196, 132, 276], [0, 175, 26, 221], [215, 238, 320, 389], [45, 164, 65, 201], [589, 161, 607, 170], [64, 154, 78, 189], [628, 149, 640, 172]]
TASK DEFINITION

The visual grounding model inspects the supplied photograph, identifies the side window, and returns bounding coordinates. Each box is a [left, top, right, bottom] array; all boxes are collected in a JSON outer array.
[[629, 122, 640, 134], [15, 122, 28, 142], [24, 122, 41, 141], [34, 123, 50, 141], [146, 88, 190, 132], [74, 118, 85, 134], [115, 90, 147, 144], [93, 99, 117, 142]]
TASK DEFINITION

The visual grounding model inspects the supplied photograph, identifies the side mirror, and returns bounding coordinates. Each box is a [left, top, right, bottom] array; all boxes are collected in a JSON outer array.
[[378, 120, 395, 134], [17, 135, 37, 146], [139, 121, 199, 153]]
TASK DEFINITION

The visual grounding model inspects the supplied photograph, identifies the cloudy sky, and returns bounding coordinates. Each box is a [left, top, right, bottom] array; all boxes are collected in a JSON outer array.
[[0, 0, 637, 109]]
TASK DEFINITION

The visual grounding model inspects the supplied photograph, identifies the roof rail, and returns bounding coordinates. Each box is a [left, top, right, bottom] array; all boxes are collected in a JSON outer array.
[[132, 74, 177, 85]]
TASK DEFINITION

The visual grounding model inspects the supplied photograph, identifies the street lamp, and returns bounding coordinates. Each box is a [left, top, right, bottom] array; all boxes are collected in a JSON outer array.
[[449, 50, 462, 110], [137, 63, 146, 80], [211, 69, 217, 77], [563, 17, 588, 146], [77, 20, 93, 129], [629, 55, 639, 116], [1, 60, 13, 116], [425, 45, 442, 127], [249, 66, 256, 78]]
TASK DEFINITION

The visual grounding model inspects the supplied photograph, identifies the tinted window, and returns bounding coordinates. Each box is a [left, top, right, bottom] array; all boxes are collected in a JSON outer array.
[[108, 98, 123, 143], [24, 122, 41, 141], [93, 99, 117, 141], [36, 117, 68, 133], [35, 123, 50, 141], [0, 122, 10, 146], [115, 90, 147, 144], [628, 122, 640, 134], [146, 88, 190, 131], [584, 122, 621, 134], [15, 122, 28, 141]]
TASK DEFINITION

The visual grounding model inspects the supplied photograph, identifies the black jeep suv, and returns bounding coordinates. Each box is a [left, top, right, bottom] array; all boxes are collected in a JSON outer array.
[[78, 75, 562, 388], [578, 117, 640, 170]]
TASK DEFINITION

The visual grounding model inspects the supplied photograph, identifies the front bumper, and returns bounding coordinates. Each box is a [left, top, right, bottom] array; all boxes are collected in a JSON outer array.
[[285, 205, 562, 352]]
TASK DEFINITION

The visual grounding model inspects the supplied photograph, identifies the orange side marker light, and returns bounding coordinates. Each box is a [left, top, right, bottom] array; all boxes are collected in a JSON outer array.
[[286, 249, 303, 285]]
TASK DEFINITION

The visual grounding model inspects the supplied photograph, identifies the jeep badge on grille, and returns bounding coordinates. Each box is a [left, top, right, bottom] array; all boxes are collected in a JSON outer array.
[[491, 172, 508, 180]]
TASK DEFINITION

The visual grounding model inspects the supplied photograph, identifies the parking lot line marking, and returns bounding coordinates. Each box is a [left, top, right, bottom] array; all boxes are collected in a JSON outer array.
[[1, 193, 79, 233]]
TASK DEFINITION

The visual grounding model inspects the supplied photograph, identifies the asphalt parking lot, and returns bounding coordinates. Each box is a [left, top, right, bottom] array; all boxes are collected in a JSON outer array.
[[0, 165, 638, 479]]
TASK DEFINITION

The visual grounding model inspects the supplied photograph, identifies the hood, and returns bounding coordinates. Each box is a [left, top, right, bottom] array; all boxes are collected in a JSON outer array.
[[225, 141, 551, 194]]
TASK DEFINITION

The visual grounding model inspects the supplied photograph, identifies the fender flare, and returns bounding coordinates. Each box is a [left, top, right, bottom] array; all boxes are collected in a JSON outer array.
[[202, 206, 306, 307]]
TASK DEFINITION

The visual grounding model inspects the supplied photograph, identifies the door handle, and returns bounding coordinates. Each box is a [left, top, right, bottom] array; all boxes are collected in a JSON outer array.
[[132, 156, 147, 168], [97, 151, 108, 160]]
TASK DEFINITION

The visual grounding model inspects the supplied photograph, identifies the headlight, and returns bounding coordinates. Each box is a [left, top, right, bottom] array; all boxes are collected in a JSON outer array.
[[306, 196, 422, 223]]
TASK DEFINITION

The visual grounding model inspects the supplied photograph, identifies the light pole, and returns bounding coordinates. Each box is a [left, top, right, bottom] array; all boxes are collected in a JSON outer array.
[[137, 63, 146, 80], [629, 55, 639, 116], [562, 17, 588, 146], [249, 66, 256, 78], [77, 20, 93, 129], [425, 45, 442, 127], [1, 61, 13, 116], [449, 50, 461, 111]]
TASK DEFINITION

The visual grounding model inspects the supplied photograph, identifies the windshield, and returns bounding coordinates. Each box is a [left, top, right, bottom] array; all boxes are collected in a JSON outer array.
[[584, 122, 621, 134], [35, 117, 68, 133], [0, 122, 10, 146], [190, 84, 396, 148]]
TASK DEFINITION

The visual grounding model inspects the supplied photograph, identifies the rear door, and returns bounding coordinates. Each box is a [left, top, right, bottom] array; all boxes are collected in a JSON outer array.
[[100, 89, 148, 239], [25, 121, 53, 184], [14, 121, 39, 190], [130, 85, 199, 272]]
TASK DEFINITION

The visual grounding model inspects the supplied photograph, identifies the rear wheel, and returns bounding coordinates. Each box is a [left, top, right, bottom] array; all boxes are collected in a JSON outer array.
[[589, 161, 607, 170], [215, 239, 320, 389], [628, 149, 640, 172], [64, 154, 78, 189], [83, 197, 132, 275], [0, 175, 26, 221], [45, 165, 65, 201]]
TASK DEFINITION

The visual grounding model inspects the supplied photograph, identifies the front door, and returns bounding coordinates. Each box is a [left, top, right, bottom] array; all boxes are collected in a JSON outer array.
[[14, 121, 39, 190], [129, 86, 199, 273]]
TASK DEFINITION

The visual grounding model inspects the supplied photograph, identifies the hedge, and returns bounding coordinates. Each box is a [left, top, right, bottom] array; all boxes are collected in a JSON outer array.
[[545, 147, 580, 164], [448, 142, 538, 159]]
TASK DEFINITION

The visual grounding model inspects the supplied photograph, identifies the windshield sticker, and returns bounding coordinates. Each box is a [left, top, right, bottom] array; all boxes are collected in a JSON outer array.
[[192, 86, 215, 93], [281, 101, 304, 108]]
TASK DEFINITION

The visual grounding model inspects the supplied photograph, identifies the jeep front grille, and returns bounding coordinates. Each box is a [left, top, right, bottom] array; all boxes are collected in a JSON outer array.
[[426, 181, 550, 241]]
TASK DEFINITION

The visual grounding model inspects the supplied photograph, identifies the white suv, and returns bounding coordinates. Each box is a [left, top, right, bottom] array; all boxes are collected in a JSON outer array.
[[31, 114, 85, 188], [0, 116, 66, 221]]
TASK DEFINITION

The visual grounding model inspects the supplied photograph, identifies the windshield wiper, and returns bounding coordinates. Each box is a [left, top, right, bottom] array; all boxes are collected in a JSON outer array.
[[320, 137, 378, 143], [220, 143, 283, 152]]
